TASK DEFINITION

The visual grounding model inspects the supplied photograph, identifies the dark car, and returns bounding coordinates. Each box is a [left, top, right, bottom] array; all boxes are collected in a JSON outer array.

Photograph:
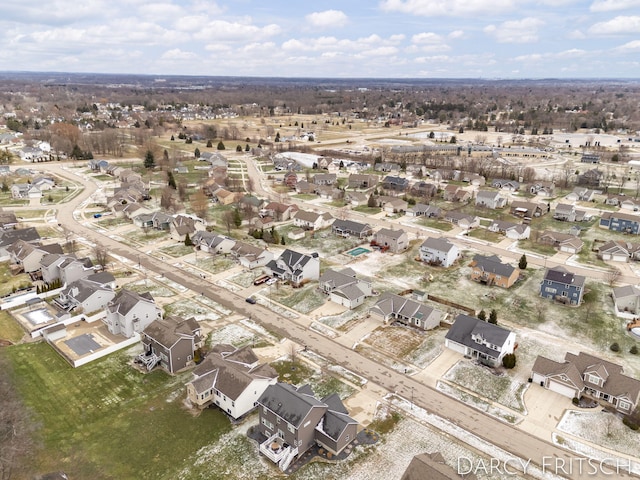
[[245, 297, 257, 304]]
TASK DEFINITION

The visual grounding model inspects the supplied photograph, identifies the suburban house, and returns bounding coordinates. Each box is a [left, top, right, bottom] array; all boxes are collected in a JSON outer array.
[[348, 173, 378, 189], [566, 187, 596, 202], [260, 202, 298, 221], [410, 181, 437, 198], [332, 219, 373, 239], [192, 231, 236, 254], [529, 182, 555, 197], [605, 194, 629, 207], [283, 172, 298, 189], [0, 211, 18, 230], [442, 184, 471, 202], [598, 240, 640, 262], [553, 203, 586, 222], [0, 227, 41, 258], [510, 201, 547, 219], [211, 187, 238, 205], [444, 314, 516, 367], [599, 211, 640, 234], [475, 190, 507, 209], [540, 266, 586, 306], [292, 210, 334, 231], [256, 383, 359, 471], [295, 180, 314, 195], [381, 197, 408, 214], [265, 249, 320, 286], [40, 254, 95, 285], [318, 268, 373, 309], [419, 237, 459, 267], [538, 230, 584, 254], [230, 242, 274, 269], [171, 215, 206, 241], [11, 183, 42, 199], [442, 211, 480, 229], [491, 179, 519, 191], [103, 289, 162, 338], [369, 293, 444, 330], [186, 344, 278, 418], [612, 285, 640, 316], [401, 452, 476, 480], [381, 176, 409, 192], [531, 351, 640, 414], [580, 153, 601, 164], [133, 211, 173, 231], [54, 272, 116, 314], [7, 240, 63, 273], [313, 173, 337, 186], [137, 315, 202, 374], [469, 255, 519, 288], [372, 228, 409, 253], [620, 198, 640, 211], [578, 169, 603, 187], [405, 204, 441, 218], [487, 220, 530, 240], [344, 191, 369, 207]]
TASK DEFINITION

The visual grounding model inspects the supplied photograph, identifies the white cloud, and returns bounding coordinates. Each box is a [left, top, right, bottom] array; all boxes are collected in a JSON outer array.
[[448, 30, 465, 39], [567, 29, 586, 39], [484, 17, 543, 43], [588, 15, 640, 35], [590, 0, 640, 12], [615, 40, 640, 51], [306, 10, 348, 28], [411, 32, 443, 44], [160, 48, 198, 60], [380, 0, 516, 16], [194, 21, 281, 42]]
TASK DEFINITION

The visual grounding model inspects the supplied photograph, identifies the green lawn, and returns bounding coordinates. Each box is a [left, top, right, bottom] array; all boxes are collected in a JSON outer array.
[[0, 262, 32, 296], [353, 205, 381, 215], [467, 228, 503, 243], [0, 310, 25, 343], [2, 343, 232, 479], [417, 217, 454, 231]]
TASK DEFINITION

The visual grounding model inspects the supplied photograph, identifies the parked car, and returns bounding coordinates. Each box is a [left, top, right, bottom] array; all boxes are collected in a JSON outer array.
[[253, 274, 270, 286], [266, 278, 277, 285], [245, 297, 257, 304]]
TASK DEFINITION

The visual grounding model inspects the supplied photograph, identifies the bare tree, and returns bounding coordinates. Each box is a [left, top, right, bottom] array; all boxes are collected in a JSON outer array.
[[191, 190, 209, 220], [93, 244, 109, 269], [160, 186, 175, 211], [222, 210, 235, 235], [606, 267, 621, 287]]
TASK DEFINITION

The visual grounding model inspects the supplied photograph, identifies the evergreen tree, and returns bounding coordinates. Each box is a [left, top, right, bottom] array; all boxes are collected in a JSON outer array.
[[488, 309, 498, 324], [502, 353, 516, 369], [478, 310, 487, 321], [518, 254, 527, 270], [367, 194, 376, 208], [217, 141, 226, 150], [194, 148, 201, 158], [144, 150, 155, 169], [233, 208, 242, 227], [207, 140, 213, 148], [167, 171, 177, 189], [236, 145, 242, 152], [184, 233, 193, 246], [245, 144, 250, 152]]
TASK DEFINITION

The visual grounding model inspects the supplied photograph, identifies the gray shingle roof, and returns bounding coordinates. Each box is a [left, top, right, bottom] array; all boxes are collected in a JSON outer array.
[[470, 254, 516, 278], [543, 266, 585, 288], [258, 383, 326, 428], [445, 314, 513, 358]]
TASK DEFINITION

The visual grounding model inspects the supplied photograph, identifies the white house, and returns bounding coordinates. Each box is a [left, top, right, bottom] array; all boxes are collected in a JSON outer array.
[[54, 272, 116, 314], [192, 231, 236, 254], [292, 210, 334, 231], [419, 237, 459, 267], [186, 344, 278, 419], [103, 289, 162, 338], [265, 249, 320, 286], [230, 242, 274, 269], [444, 314, 516, 367], [475, 190, 507, 209], [369, 293, 444, 330]]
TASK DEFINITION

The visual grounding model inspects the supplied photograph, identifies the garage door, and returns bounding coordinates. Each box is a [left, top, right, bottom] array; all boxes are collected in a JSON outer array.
[[548, 380, 577, 398]]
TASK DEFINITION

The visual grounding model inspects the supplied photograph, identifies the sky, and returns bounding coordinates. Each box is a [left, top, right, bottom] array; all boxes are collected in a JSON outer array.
[[0, 0, 639, 79]]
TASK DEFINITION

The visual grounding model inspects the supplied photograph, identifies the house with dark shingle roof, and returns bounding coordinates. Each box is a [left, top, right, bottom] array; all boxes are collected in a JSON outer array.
[[538, 230, 584, 254], [373, 228, 409, 253], [192, 231, 236, 254], [332, 219, 373, 239], [444, 314, 516, 367], [138, 315, 203, 374], [487, 220, 530, 240], [186, 344, 277, 419], [292, 210, 334, 231], [230, 241, 274, 269], [256, 383, 358, 471], [382, 175, 409, 192], [401, 451, 478, 480], [531, 351, 640, 414], [540, 266, 585, 306], [369, 293, 444, 330], [0, 227, 40, 258], [0, 211, 18, 230], [104, 289, 162, 338], [318, 268, 372, 309], [7, 240, 63, 273], [612, 285, 640, 317], [469, 254, 519, 288], [54, 272, 116, 314], [265, 249, 320, 286]]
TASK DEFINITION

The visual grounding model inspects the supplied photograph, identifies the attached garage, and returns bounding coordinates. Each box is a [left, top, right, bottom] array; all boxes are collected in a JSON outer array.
[[547, 379, 579, 398], [444, 339, 467, 356]]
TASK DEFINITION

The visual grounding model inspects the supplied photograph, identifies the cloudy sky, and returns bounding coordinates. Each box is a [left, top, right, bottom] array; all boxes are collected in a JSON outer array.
[[1, 0, 639, 78]]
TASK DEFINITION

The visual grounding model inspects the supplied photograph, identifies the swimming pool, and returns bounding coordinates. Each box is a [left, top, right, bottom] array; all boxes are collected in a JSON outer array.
[[347, 247, 371, 256]]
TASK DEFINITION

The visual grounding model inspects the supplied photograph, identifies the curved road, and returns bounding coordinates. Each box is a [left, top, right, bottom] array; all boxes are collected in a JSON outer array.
[[23, 161, 635, 479]]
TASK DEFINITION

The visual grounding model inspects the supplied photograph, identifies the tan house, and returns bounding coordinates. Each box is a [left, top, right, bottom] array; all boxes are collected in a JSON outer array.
[[469, 254, 519, 288]]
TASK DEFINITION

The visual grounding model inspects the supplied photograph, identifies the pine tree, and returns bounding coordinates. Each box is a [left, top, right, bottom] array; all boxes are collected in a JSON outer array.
[[489, 309, 498, 324], [144, 150, 155, 169], [518, 254, 527, 270], [184, 233, 193, 246], [478, 310, 487, 321]]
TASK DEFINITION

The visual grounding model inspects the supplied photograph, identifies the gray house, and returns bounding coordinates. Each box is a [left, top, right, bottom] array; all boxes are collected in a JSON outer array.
[[138, 315, 202, 374], [475, 190, 507, 209], [332, 219, 373, 239], [372, 228, 409, 253], [419, 237, 459, 267], [369, 293, 444, 330], [54, 272, 116, 314], [540, 267, 585, 306], [256, 383, 358, 471], [318, 268, 372, 309]]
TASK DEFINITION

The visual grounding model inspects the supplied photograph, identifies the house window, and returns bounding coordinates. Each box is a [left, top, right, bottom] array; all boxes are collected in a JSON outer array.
[[619, 400, 631, 411], [288, 423, 295, 434], [585, 373, 601, 386], [345, 435, 350, 442], [263, 406, 267, 415], [187, 355, 192, 362], [261, 418, 274, 430]]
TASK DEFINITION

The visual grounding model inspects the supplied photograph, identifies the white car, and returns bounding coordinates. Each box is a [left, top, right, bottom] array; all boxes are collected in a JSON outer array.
[[266, 278, 277, 285]]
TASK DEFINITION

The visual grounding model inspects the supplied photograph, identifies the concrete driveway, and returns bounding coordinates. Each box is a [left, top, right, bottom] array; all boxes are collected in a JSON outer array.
[[519, 384, 569, 441]]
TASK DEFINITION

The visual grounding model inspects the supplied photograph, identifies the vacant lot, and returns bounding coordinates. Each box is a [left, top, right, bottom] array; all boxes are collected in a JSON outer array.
[[2, 343, 231, 480]]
